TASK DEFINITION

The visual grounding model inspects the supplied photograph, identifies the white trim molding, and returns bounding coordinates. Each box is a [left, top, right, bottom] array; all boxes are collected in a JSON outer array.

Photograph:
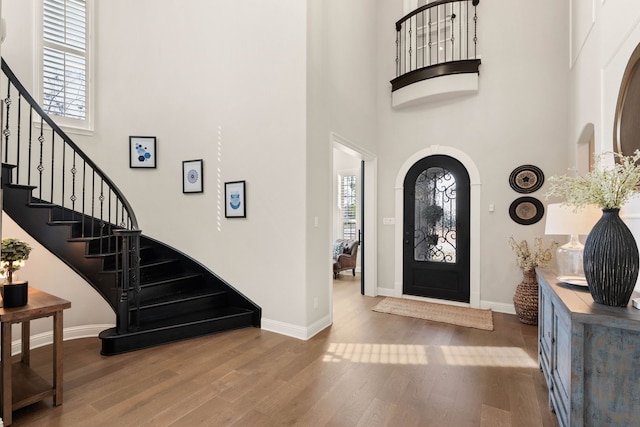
[[394, 145, 481, 308], [261, 315, 331, 340]]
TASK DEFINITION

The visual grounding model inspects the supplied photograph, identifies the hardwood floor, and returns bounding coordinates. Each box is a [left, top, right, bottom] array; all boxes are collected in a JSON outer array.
[[9, 275, 559, 426]]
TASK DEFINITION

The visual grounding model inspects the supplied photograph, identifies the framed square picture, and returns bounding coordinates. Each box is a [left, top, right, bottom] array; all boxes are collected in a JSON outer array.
[[130, 136, 157, 168], [183, 159, 204, 193], [225, 181, 246, 218]]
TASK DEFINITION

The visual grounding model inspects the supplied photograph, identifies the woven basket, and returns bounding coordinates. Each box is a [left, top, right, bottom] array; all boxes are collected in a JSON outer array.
[[513, 269, 538, 325]]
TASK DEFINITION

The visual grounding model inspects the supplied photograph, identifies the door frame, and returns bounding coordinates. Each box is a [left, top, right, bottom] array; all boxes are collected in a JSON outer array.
[[331, 132, 377, 297], [394, 145, 481, 308]]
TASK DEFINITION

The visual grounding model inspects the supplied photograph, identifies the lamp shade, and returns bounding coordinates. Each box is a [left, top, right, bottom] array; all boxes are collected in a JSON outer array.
[[544, 203, 600, 236]]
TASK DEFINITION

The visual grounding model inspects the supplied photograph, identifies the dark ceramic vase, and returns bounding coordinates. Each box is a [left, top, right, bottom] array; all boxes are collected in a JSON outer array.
[[583, 209, 639, 307]]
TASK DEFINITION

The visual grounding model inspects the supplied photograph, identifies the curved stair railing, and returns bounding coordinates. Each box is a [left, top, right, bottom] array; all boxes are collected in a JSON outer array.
[[1, 60, 261, 353], [392, 0, 481, 92], [1, 59, 140, 334]]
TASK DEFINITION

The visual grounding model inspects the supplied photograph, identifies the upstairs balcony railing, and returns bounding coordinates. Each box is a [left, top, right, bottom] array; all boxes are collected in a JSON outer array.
[[392, 0, 480, 92]]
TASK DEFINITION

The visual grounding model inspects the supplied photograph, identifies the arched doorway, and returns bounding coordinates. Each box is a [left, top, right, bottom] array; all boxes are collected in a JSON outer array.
[[403, 155, 470, 302], [394, 145, 481, 308]]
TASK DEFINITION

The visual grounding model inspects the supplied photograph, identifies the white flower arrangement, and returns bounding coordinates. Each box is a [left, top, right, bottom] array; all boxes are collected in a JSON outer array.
[[509, 237, 558, 272], [546, 150, 640, 209]]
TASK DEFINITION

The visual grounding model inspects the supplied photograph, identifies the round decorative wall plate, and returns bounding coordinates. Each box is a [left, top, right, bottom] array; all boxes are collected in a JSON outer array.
[[509, 164, 544, 194], [509, 197, 544, 225]]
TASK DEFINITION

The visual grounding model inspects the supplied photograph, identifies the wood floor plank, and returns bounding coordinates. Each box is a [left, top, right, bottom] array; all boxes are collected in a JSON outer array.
[[9, 276, 559, 427], [480, 404, 511, 427]]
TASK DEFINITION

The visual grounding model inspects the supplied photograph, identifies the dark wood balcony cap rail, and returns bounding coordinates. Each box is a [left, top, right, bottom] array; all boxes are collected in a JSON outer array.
[[390, 59, 481, 92], [396, 0, 480, 31]]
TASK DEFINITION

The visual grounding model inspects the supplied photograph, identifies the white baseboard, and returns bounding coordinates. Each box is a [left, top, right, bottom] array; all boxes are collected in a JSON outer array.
[[11, 324, 114, 355], [261, 315, 331, 340], [481, 301, 516, 315]]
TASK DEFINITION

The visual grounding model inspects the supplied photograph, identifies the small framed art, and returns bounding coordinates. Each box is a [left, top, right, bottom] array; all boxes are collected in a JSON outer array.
[[225, 181, 246, 218], [183, 159, 204, 193], [130, 136, 157, 168]]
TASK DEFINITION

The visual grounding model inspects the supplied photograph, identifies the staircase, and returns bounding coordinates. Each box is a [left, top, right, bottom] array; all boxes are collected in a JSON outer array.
[[0, 60, 260, 355]]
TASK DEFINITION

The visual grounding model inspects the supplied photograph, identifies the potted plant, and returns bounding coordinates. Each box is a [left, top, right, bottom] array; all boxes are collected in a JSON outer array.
[[509, 237, 558, 325], [547, 150, 640, 306], [1, 238, 32, 308]]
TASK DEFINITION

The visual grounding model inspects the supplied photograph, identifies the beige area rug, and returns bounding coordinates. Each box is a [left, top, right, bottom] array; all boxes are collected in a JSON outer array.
[[372, 297, 494, 331]]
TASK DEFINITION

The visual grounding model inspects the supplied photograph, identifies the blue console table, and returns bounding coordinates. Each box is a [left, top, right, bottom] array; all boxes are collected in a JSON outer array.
[[537, 268, 640, 427]]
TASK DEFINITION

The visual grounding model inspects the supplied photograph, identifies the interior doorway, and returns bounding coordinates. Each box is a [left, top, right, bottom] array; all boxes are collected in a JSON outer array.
[[331, 133, 377, 299]]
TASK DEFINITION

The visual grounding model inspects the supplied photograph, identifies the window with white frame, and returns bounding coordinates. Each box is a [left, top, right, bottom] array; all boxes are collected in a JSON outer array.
[[340, 174, 357, 240], [40, 0, 92, 129]]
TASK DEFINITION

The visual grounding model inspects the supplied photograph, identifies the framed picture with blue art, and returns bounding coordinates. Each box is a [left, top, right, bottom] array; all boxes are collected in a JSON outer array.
[[129, 136, 156, 168], [183, 159, 204, 193], [225, 180, 246, 218]]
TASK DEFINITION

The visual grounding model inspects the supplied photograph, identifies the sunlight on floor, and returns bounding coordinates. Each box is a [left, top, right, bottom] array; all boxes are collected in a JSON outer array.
[[323, 343, 538, 368]]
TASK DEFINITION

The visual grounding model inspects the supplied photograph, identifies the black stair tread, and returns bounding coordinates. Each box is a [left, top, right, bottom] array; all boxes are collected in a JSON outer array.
[[139, 272, 205, 287], [48, 220, 82, 226], [4, 183, 37, 190], [29, 201, 56, 208], [104, 306, 253, 334], [100, 258, 181, 274], [68, 235, 117, 242], [136, 287, 226, 309]]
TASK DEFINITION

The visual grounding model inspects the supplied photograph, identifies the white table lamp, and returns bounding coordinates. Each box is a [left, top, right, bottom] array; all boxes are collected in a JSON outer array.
[[544, 203, 600, 284]]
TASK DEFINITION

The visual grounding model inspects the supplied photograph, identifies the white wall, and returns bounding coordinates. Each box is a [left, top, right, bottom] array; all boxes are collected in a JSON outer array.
[[569, 0, 640, 291], [306, 0, 378, 329], [375, 0, 571, 309], [3, 0, 312, 337]]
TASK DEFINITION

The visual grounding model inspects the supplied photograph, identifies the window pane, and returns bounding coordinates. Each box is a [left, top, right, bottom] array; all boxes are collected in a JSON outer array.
[[341, 175, 357, 240], [43, 0, 87, 120], [43, 47, 86, 120], [413, 167, 457, 263]]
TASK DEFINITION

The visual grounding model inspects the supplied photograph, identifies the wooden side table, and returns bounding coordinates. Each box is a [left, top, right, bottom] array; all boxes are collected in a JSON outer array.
[[0, 287, 70, 426]]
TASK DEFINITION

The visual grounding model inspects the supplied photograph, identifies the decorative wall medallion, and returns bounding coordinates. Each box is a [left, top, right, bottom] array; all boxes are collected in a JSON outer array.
[[509, 197, 544, 225], [509, 165, 544, 194]]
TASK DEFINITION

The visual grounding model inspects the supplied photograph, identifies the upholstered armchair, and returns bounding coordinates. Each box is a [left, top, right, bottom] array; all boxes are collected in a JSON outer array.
[[333, 239, 360, 279]]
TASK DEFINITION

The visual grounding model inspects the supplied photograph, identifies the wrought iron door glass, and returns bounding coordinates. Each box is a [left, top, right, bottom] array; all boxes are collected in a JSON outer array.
[[414, 167, 456, 263]]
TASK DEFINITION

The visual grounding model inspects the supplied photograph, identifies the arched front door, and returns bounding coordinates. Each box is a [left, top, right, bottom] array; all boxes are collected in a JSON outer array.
[[403, 155, 470, 302]]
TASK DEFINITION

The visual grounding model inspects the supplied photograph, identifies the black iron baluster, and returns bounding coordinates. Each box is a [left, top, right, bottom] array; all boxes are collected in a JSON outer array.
[[91, 170, 96, 238], [107, 190, 113, 253], [16, 92, 21, 182], [450, 6, 455, 61], [409, 17, 413, 73], [473, 2, 478, 58], [395, 25, 400, 77], [27, 108, 33, 186], [50, 129, 55, 203], [38, 127, 44, 200], [82, 159, 86, 237], [443, 4, 447, 64], [115, 199, 120, 231], [61, 142, 66, 218], [99, 178, 105, 254], [4, 84, 11, 164], [70, 152, 77, 221]]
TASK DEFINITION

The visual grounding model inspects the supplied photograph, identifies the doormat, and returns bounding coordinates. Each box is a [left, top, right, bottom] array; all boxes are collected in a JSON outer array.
[[372, 297, 494, 331]]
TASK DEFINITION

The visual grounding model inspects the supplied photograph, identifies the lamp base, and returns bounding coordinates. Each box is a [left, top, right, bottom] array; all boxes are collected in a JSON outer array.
[[556, 235, 586, 281]]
